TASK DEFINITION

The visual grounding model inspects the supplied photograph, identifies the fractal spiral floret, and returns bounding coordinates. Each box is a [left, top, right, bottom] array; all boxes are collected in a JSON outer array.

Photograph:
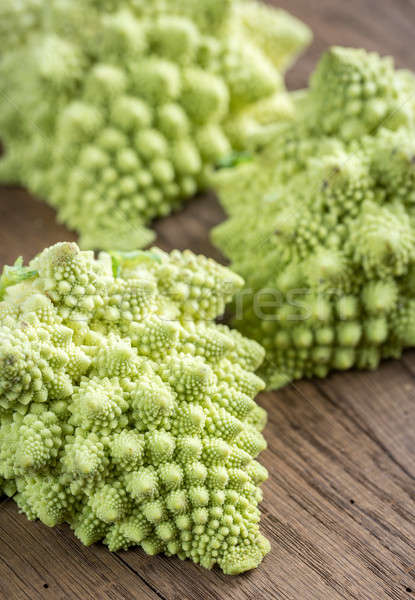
[[212, 46, 415, 389], [0, 0, 310, 250], [0, 242, 270, 575]]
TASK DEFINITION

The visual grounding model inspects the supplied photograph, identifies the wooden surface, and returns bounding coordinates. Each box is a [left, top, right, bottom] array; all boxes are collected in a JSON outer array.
[[1, 1, 415, 599]]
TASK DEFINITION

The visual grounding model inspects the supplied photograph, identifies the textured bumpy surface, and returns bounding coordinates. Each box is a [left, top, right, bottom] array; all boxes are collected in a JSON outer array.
[[0, 0, 310, 251], [0, 242, 270, 574], [213, 46, 415, 389]]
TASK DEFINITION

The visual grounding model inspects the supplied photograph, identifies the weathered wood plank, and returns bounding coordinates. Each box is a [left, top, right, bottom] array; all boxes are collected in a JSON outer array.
[[0, 187, 225, 268], [115, 371, 414, 600], [1, 1, 415, 599], [0, 187, 77, 267], [0, 502, 161, 600], [273, 0, 415, 91]]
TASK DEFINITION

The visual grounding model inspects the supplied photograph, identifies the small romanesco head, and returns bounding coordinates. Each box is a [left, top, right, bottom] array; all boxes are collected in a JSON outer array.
[[0, 0, 311, 251], [309, 46, 414, 139], [212, 46, 415, 389], [0, 242, 269, 575]]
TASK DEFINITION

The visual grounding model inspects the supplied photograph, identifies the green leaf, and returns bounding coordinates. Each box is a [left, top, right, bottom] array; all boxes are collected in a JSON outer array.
[[215, 152, 253, 170], [0, 257, 38, 300], [110, 250, 161, 278], [111, 253, 121, 279]]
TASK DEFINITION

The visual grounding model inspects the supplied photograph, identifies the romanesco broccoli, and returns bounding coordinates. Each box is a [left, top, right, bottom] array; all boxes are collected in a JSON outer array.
[[0, 0, 311, 251], [212, 46, 415, 389], [0, 241, 270, 575]]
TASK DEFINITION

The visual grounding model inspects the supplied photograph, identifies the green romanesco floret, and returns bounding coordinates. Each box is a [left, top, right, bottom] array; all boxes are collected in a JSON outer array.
[[0, 241, 269, 575], [212, 46, 415, 389], [0, 0, 310, 251]]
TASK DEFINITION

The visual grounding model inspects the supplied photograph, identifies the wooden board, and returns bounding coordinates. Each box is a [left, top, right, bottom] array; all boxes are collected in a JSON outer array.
[[1, 1, 415, 599]]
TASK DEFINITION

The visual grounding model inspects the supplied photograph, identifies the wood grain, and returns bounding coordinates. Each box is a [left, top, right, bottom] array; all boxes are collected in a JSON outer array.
[[1, 1, 415, 599]]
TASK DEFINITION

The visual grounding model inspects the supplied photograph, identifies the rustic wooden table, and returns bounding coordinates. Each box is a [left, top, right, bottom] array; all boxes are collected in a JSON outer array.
[[1, 1, 415, 599]]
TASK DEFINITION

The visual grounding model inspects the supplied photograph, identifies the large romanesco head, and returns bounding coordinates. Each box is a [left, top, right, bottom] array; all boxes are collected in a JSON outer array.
[[212, 46, 415, 389], [0, 241, 270, 575], [0, 0, 311, 251]]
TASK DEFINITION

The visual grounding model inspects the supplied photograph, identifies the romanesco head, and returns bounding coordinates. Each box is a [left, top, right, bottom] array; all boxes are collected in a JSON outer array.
[[212, 46, 415, 389], [309, 46, 414, 138], [0, 242, 269, 574], [0, 0, 311, 251]]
